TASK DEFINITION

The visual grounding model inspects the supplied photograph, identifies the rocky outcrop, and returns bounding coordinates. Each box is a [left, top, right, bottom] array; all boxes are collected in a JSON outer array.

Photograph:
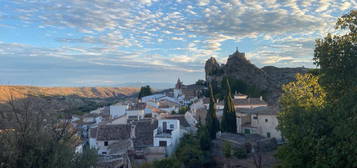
[[205, 50, 308, 104]]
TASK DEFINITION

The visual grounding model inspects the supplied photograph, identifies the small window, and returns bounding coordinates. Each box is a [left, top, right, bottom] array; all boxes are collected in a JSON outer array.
[[159, 141, 167, 147], [267, 132, 271, 138], [104, 141, 108, 146], [102, 152, 107, 155], [253, 116, 258, 119], [170, 124, 174, 129], [265, 119, 268, 122]]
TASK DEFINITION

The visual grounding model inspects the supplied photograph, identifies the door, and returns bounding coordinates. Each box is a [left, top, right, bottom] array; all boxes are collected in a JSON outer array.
[[163, 122, 167, 131], [159, 141, 167, 147], [244, 129, 251, 134], [267, 132, 271, 138]]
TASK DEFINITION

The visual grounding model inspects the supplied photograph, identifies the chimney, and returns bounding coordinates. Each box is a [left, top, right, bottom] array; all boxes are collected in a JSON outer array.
[[130, 125, 136, 139]]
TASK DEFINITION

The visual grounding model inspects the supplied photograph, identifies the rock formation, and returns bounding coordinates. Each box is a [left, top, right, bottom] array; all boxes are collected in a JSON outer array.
[[205, 50, 308, 104]]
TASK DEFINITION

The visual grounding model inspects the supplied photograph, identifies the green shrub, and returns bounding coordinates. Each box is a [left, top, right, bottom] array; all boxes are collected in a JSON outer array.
[[233, 147, 247, 159], [223, 141, 232, 158]]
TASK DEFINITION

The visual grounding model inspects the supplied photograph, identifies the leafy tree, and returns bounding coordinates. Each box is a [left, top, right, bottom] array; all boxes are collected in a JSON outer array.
[[195, 79, 207, 86], [221, 79, 237, 133], [314, 10, 357, 100], [277, 10, 357, 168], [206, 83, 220, 139], [175, 134, 210, 168], [138, 85, 152, 99], [277, 73, 328, 167]]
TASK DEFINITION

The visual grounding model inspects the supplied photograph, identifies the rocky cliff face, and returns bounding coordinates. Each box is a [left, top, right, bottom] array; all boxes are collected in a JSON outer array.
[[205, 50, 308, 104]]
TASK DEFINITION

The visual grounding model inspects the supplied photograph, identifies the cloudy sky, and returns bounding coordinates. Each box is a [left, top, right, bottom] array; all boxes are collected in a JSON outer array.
[[0, 0, 355, 87]]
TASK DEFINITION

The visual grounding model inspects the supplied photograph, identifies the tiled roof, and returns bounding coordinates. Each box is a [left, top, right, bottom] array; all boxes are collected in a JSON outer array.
[[217, 98, 267, 106], [96, 124, 131, 141], [89, 127, 97, 138], [235, 92, 247, 96], [128, 103, 146, 111], [202, 97, 210, 104], [236, 106, 278, 115], [158, 100, 178, 108], [132, 119, 158, 149], [164, 114, 190, 127], [233, 98, 267, 105], [108, 139, 132, 154]]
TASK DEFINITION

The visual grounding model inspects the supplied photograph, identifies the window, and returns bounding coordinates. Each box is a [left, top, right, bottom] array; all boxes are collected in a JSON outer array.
[[244, 129, 251, 134], [267, 132, 271, 138], [163, 122, 167, 130], [104, 141, 108, 146], [265, 119, 268, 122], [159, 141, 167, 147], [102, 152, 107, 155], [253, 116, 258, 119], [170, 124, 174, 129]]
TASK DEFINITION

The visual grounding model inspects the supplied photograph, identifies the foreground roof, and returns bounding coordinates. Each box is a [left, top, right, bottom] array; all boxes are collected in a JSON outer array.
[[96, 124, 131, 141], [236, 106, 279, 115], [132, 119, 158, 148]]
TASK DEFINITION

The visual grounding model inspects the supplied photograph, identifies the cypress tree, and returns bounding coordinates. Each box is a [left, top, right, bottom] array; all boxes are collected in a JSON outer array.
[[206, 83, 220, 139], [221, 78, 237, 133], [138, 85, 152, 99]]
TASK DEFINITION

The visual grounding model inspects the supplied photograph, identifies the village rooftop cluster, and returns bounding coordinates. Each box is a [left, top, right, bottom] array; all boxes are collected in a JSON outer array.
[[70, 79, 282, 167]]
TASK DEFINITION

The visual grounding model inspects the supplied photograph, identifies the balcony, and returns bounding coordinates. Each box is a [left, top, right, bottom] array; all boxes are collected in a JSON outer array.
[[154, 128, 173, 138]]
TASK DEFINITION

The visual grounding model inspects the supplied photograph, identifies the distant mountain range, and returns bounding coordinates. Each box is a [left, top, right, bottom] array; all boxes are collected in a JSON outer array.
[[117, 82, 174, 90], [0, 85, 139, 103]]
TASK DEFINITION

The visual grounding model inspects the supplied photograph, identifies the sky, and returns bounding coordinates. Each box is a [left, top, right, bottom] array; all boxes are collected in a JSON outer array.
[[0, 0, 355, 87]]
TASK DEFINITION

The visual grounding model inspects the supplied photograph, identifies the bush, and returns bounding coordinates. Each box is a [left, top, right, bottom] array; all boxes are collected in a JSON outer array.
[[223, 141, 233, 158], [152, 157, 181, 168], [178, 106, 189, 114], [233, 147, 247, 159]]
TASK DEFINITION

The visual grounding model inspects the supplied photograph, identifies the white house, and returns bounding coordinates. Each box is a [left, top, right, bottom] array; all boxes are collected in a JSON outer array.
[[89, 124, 133, 155], [158, 99, 180, 113], [203, 93, 268, 110], [90, 107, 104, 114], [110, 103, 128, 119], [106, 114, 128, 125], [126, 103, 146, 121], [236, 106, 282, 141], [153, 119, 182, 155], [141, 94, 166, 103]]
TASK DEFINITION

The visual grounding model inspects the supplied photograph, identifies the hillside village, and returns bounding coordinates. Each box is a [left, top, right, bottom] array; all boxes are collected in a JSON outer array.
[[70, 65, 282, 167]]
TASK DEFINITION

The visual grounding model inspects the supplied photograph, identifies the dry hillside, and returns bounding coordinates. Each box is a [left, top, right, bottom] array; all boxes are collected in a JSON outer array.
[[0, 85, 139, 103]]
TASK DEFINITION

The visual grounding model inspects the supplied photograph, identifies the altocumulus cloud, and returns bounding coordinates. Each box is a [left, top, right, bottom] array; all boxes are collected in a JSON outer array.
[[0, 0, 355, 85]]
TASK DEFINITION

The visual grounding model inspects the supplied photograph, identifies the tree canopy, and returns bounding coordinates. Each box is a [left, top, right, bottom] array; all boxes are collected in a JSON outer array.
[[221, 79, 237, 133], [277, 10, 357, 168], [206, 83, 220, 139], [138, 85, 152, 99]]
